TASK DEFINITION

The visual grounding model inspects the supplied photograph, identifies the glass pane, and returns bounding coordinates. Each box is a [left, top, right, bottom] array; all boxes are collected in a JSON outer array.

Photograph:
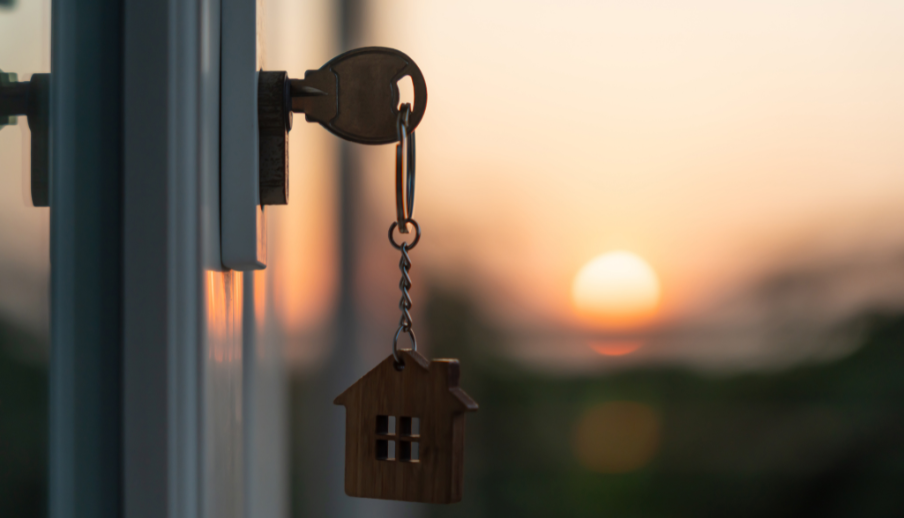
[[365, 2, 904, 517], [0, 0, 51, 515], [277, 1, 904, 517]]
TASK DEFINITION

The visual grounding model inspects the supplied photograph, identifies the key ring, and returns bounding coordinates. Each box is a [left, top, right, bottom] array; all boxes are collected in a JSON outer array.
[[395, 103, 416, 233], [388, 218, 421, 250]]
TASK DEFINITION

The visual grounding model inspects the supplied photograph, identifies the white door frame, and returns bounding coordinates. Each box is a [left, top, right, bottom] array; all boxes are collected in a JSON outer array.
[[51, 1, 285, 517]]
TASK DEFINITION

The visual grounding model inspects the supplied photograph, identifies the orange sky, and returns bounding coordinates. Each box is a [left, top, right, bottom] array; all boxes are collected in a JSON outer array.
[[4, 0, 903, 364], [257, 0, 904, 369], [355, 0, 904, 330]]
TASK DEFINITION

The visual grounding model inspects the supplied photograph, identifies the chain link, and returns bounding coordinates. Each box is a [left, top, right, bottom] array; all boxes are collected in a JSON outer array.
[[397, 242, 413, 331], [390, 219, 420, 368]]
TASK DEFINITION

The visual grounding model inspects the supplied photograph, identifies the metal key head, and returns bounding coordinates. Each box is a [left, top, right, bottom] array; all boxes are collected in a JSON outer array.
[[292, 47, 427, 145]]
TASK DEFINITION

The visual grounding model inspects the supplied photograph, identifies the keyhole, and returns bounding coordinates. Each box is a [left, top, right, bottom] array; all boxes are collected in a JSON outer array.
[[397, 75, 414, 110]]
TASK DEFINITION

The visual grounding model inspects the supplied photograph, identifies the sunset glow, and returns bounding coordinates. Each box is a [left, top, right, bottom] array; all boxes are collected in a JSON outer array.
[[590, 341, 643, 357], [572, 252, 661, 329]]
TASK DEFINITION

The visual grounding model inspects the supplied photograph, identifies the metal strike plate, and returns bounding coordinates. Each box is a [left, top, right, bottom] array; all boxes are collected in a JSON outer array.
[[220, 0, 266, 271]]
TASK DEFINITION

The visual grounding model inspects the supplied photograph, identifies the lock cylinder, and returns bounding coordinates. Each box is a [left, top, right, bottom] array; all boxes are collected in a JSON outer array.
[[258, 71, 291, 205], [257, 71, 329, 205]]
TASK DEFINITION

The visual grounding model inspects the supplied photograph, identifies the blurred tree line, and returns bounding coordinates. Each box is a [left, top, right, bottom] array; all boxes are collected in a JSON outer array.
[[2, 286, 903, 517], [424, 289, 904, 518], [0, 317, 47, 517]]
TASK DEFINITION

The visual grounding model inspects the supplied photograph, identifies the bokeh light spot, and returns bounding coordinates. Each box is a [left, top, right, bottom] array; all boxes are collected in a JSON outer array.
[[573, 401, 661, 473]]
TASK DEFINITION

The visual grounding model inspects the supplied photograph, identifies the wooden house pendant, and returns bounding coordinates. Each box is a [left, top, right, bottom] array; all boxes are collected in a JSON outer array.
[[334, 349, 478, 503], [336, 101, 478, 503]]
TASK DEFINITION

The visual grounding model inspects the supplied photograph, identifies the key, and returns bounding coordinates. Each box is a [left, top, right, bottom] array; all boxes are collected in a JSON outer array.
[[256, 47, 428, 205], [290, 47, 427, 145]]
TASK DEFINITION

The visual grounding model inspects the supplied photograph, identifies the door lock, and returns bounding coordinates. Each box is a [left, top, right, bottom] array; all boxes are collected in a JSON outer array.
[[222, 45, 427, 271], [0, 70, 50, 207], [257, 47, 427, 206]]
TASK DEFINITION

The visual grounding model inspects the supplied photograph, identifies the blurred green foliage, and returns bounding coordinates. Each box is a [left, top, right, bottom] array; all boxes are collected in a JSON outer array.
[[4, 280, 901, 518], [424, 290, 904, 518], [0, 318, 47, 517]]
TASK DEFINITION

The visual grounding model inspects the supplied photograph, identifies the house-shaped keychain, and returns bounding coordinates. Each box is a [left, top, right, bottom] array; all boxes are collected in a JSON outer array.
[[334, 349, 478, 503]]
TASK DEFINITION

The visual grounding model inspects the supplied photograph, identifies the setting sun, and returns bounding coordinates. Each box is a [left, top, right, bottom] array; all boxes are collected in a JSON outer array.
[[572, 251, 661, 329]]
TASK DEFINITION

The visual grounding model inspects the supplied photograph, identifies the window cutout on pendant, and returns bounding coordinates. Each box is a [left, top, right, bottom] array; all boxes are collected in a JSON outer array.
[[399, 440, 411, 461], [376, 439, 389, 460], [399, 416, 420, 436], [399, 416, 411, 436], [377, 415, 396, 435], [376, 439, 397, 461]]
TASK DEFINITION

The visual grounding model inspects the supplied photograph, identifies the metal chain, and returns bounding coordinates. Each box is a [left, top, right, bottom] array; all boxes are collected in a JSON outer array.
[[397, 242, 413, 332], [389, 219, 420, 367]]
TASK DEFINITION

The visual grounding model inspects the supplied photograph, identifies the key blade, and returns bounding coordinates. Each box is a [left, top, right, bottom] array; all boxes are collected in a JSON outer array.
[[291, 68, 338, 122], [290, 82, 327, 98]]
